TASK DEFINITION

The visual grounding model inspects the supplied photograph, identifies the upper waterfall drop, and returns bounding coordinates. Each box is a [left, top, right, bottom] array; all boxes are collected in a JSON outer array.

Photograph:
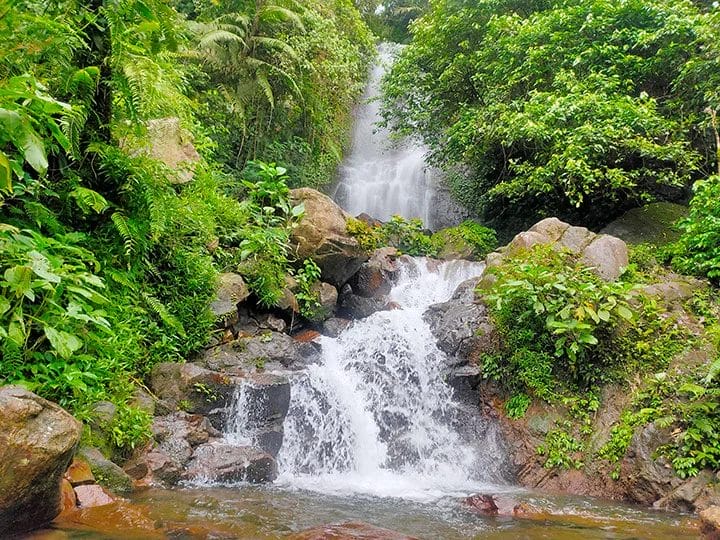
[[332, 44, 465, 230]]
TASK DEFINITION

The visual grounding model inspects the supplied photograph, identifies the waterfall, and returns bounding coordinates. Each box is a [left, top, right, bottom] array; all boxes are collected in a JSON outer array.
[[223, 258, 511, 501], [332, 44, 467, 230]]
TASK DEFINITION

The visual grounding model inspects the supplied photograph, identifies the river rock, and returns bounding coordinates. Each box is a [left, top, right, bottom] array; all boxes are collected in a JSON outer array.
[[350, 247, 399, 298], [700, 506, 720, 539], [73, 484, 116, 508], [424, 284, 499, 365], [76, 447, 133, 494], [0, 386, 82, 536], [288, 522, 419, 540], [185, 443, 277, 483], [210, 273, 250, 328], [54, 500, 163, 539], [289, 188, 369, 287], [322, 317, 351, 337], [150, 362, 236, 414], [339, 291, 387, 319], [64, 458, 95, 487]]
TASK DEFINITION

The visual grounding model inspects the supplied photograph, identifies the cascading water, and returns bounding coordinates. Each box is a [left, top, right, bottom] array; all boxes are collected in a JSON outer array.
[[225, 258, 511, 501], [332, 44, 467, 229]]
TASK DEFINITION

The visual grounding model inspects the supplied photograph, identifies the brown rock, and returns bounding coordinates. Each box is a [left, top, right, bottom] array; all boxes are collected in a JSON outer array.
[[294, 330, 321, 343], [507, 230, 551, 256], [287, 521, 419, 540], [700, 506, 720, 539], [64, 458, 95, 487], [59, 480, 77, 514], [351, 247, 399, 298], [290, 188, 369, 287], [150, 362, 236, 414], [558, 225, 596, 254], [529, 217, 570, 242], [0, 386, 82, 535], [463, 494, 499, 515], [54, 500, 162, 538], [73, 484, 116, 508]]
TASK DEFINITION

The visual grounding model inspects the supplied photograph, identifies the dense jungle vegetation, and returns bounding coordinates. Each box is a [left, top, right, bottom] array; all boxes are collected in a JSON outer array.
[[0, 0, 376, 452], [2, 0, 720, 477]]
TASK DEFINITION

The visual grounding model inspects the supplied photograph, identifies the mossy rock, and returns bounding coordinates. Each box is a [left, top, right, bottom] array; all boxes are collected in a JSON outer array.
[[78, 446, 134, 494], [600, 202, 688, 246]]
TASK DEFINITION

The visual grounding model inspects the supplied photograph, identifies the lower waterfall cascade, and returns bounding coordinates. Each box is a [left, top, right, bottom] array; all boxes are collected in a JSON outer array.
[[224, 257, 512, 501]]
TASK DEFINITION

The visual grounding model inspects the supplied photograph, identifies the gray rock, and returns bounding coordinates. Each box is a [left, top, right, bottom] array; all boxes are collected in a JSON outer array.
[[150, 362, 237, 414], [446, 365, 482, 404], [350, 247, 399, 298], [308, 281, 338, 321], [0, 386, 82, 535], [600, 202, 688, 246], [558, 225, 595, 254], [339, 292, 387, 319], [580, 234, 629, 281], [529, 217, 570, 242], [322, 317, 351, 337], [210, 273, 250, 328], [77, 446, 133, 494], [186, 443, 277, 484], [290, 188, 369, 287], [200, 332, 319, 373]]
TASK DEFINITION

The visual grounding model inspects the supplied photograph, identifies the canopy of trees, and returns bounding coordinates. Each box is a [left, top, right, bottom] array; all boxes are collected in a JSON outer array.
[[383, 0, 720, 231]]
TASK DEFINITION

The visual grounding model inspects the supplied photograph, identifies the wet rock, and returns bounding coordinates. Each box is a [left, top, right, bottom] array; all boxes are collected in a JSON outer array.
[[289, 188, 369, 287], [580, 234, 629, 281], [288, 521, 419, 540], [0, 386, 82, 536], [294, 329, 322, 343], [150, 362, 236, 414], [350, 247, 399, 298], [200, 332, 319, 373], [186, 443, 277, 483], [233, 307, 287, 335], [150, 412, 221, 468], [642, 280, 701, 305], [73, 485, 116, 508], [446, 365, 482, 403], [59, 480, 77, 514], [77, 447, 133, 494], [54, 500, 162, 538], [308, 281, 338, 321], [322, 317, 351, 337], [210, 273, 250, 328], [64, 458, 95, 487], [700, 506, 720, 539], [130, 387, 156, 416], [424, 295, 499, 365], [339, 290, 387, 319], [125, 449, 182, 486], [463, 494, 499, 515], [654, 470, 717, 512]]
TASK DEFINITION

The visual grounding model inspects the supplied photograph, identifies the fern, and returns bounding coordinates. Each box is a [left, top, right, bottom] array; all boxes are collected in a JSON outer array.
[[141, 292, 186, 336], [111, 212, 135, 257]]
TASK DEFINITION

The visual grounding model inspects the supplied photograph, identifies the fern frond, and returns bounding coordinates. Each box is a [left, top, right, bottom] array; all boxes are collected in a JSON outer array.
[[141, 292, 186, 336], [111, 212, 135, 257]]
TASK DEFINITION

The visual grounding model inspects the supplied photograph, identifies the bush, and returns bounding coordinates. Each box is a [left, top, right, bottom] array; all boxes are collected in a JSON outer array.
[[671, 175, 720, 282]]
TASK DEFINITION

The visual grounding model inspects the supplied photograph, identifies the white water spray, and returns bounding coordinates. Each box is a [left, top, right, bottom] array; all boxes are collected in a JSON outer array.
[[332, 44, 463, 229], [233, 258, 511, 500]]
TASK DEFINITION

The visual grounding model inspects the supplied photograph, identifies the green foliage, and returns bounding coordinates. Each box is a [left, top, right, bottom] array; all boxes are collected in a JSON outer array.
[[505, 393, 531, 419], [108, 404, 152, 458], [346, 215, 439, 256], [483, 246, 635, 396], [294, 258, 323, 321], [383, 0, 719, 230], [537, 424, 585, 469], [671, 176, 720, 281], [431, 220, 497, 260]]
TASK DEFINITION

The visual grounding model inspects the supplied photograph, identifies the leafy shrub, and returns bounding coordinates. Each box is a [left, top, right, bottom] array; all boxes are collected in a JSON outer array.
[[483, 246, 635, 397], [671, 176, 720, 282], [432, 220, 497, 260], [294, 259, 323, 321], [538, 425, 585, 469], [346, 215, 439, 256]]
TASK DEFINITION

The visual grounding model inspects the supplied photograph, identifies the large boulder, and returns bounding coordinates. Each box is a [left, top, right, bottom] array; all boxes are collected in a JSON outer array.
[[600, 202, 688, 246], [150, 362, 237, 415], [700, 506, 720, 539], [289, 188, 369, 287], [0, 386, 82, 535], [185, 443, 277, 484], [349, 247, 400, 298], [200, 332, 319, 373]]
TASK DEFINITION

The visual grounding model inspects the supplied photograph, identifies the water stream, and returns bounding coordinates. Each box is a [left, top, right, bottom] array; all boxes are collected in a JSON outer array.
[[332, 43, 467, 229]]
